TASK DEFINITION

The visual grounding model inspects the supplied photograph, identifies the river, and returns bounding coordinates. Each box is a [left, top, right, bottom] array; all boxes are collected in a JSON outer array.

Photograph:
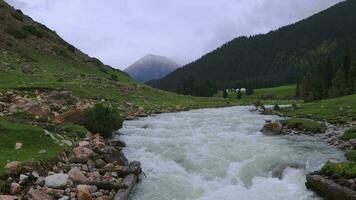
[[118, 106, 345, 200]]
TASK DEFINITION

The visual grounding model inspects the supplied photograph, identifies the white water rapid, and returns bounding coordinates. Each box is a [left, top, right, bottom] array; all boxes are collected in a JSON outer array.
[[118, 106, 344, 200]]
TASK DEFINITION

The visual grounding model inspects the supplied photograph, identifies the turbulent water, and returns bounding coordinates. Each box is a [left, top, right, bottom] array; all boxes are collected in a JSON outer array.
[[119, 106, 345, 200]]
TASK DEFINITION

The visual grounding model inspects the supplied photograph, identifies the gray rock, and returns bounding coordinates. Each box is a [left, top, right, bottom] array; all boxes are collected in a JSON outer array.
[[271, 162, 305, 179], [306, 174, 356, 200], [45, 173, 68, 189], [21, 65, 33, 74], [262, 121, 283, 136], [19, 174, 29, 185]]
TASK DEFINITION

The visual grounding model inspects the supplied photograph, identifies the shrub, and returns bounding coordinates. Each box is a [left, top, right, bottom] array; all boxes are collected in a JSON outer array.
[[99, 68, 108, 74], [11, 11, 23, 21], [346, 150, 356, 161], [339, 127, 356, 140], [280, 117, 326, 133], [22, 25, 43, 38], [5, 27, 28, 39], [321, 161, 356, 179], [60, 123, 87, 138], [12, 111, 36, 120], [67, 44, 75, 53], [253, 100, 265, 110], [109, 74, 118, 81], [87, 58, 103, 66], [273, 103, 280, 111], [0, 124, 7, 133], [81, 104, 123, 138]]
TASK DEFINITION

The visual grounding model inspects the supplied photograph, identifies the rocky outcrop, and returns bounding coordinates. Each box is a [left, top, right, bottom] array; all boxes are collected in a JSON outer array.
[[306, 174, 356, 200]]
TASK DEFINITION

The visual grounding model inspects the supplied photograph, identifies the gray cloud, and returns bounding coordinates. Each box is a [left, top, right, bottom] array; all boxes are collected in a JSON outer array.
[[5, 0, 344, 69]]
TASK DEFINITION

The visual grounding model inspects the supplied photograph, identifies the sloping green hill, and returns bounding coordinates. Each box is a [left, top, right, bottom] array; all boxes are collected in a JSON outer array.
[[0, 0, 230, 111], [148, 0, 356, 92]]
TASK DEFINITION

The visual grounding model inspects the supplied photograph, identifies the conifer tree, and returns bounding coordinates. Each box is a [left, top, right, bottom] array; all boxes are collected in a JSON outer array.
[[223, 89, 228, 98], [236, 89, 242, 99], [329, 68, 346, 98]]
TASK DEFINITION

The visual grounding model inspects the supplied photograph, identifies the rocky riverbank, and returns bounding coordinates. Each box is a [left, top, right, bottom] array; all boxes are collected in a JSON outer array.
[[0, 89, 196, 200], [262, 118, 356, 200], [0, 132, 141, 200]]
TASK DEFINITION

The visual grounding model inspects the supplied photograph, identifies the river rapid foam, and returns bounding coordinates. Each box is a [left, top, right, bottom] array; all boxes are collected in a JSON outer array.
[[119, 106, 344, 200]]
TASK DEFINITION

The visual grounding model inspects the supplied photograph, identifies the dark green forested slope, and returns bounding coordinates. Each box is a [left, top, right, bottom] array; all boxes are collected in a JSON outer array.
[[148, 0, 356, 92]]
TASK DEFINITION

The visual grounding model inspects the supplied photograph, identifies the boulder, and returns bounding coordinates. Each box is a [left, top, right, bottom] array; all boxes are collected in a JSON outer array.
[[28, 188, 54, 200], [95, 159, 106, 169], [0, 195, 17, 200], [10, 183, 20, 194], [4, 161, 21, 170], [79, 141, 90, 147], [101, 148, 128, 166], [108, 139, 126, 147], [19, 174, 29, 185], [73, 147, 95, 161], [68, 167, 88, 183], [21, 64, 33, 74], [306, 174, 356, 200], [15, 143, 22, 150], [45, 173, 68, 189], [271, 162, 305, 179], [77, 184, 93, 200], [262, 121, 283, 136]]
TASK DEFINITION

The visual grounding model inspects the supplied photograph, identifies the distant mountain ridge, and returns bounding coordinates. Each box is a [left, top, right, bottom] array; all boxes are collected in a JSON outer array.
[[124, 54, 180, 83], [148, 0, 356, 92]]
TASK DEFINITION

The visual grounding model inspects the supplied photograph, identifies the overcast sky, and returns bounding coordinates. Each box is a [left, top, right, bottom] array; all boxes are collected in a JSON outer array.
[[5, 0, 344, 69]]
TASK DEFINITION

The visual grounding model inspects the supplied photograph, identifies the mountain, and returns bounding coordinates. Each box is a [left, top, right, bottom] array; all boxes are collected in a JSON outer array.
[[0, 0, 227, 110], [148, 0, 356, 92], [124, 54, 180, 82]]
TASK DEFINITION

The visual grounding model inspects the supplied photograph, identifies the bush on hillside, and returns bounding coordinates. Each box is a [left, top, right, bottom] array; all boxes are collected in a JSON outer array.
[[81, 104, 123, 138], [11, 10, 23, 21], [22, 25, 43, 38], [346, 150, 356, 161], [5, 27, 28, 39], [339, 127, 356, 140], [109, 74, 118, 81], [60, 123, 87, 138]]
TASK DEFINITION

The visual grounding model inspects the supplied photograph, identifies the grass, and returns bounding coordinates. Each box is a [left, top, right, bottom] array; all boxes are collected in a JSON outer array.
[[339, 127, 356, 140], [0, 50, 238, 111], [321, 161, 356, 179], [0, 117, 62, 172], [280, 95, 356, 123], [59, 123, 88, 138], [280, 117, 326, 133], [216, 85, 296, 100]]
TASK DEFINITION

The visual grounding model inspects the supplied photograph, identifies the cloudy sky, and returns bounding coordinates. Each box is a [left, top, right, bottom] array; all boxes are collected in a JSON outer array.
[[5, 0, 344, 69]]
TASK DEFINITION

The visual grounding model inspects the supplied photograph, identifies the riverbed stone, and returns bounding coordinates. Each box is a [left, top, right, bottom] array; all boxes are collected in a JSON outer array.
[[68, 167, 87, 183], [28, 188, 54, 200], [77, 184, 92, 200], [4, 161, 20, 170], [262, 121, 283, 136], [45, 173, 68, 189]]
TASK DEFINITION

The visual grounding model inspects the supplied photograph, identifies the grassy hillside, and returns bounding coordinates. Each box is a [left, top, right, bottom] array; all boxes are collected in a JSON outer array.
[[0, 118, 62, 171], [215, 85, 296, 100], [0, 0, 232, 111], [281, 94, 356, 122], [0, 0, 236, 171], [149, 0, 356, 92]]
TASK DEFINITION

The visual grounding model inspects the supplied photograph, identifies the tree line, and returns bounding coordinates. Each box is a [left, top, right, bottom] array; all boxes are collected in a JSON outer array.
[[299, 48, 356, 101], [176, 77, 218, 97]]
